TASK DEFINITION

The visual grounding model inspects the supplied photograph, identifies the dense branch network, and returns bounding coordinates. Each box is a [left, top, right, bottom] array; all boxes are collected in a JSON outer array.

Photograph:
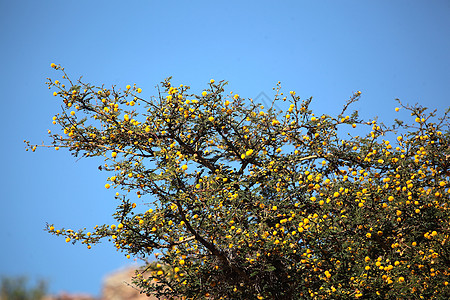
[[27, 64, 450, 300]]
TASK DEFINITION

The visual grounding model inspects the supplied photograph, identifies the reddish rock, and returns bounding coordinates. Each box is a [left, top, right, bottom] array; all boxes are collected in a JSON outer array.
[[43, 292, 96, 300], [101, 267, 154, 300], [44, 266, 168, 300]]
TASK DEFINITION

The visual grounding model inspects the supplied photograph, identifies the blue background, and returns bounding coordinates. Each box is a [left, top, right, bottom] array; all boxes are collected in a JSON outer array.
[[1, 0, 449, 296]]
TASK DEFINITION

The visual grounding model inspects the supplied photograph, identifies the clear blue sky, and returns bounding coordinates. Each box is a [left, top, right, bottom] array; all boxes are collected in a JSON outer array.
[[1, 0, 449, 296]]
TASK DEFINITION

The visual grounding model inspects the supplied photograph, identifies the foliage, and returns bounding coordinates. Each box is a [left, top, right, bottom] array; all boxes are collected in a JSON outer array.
[[0, 276, 47, 300], [27, 64, 450, 299]]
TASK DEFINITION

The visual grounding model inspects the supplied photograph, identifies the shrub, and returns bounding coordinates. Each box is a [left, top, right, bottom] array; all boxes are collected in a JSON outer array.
[[27, 64, 450, 299]]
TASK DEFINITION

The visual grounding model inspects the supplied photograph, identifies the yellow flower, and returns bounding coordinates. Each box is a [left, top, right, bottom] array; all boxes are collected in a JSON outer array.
[[105, 184, 111, 189], [233, 94, 239, 100], [202, 91, 207, 97], [111, 152, 117, 158], [208, 116, 214, 122], [126, 85, 131, 90], [181, 164, 188, 171], [210, 79, 215, 84]]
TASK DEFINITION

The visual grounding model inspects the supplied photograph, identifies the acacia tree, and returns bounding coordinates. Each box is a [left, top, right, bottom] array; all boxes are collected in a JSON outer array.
[[27, 64, 449, 299]]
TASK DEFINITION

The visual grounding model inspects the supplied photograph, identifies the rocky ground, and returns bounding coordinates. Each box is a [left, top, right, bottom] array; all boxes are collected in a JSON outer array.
[[44, 267, 156, 300]]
